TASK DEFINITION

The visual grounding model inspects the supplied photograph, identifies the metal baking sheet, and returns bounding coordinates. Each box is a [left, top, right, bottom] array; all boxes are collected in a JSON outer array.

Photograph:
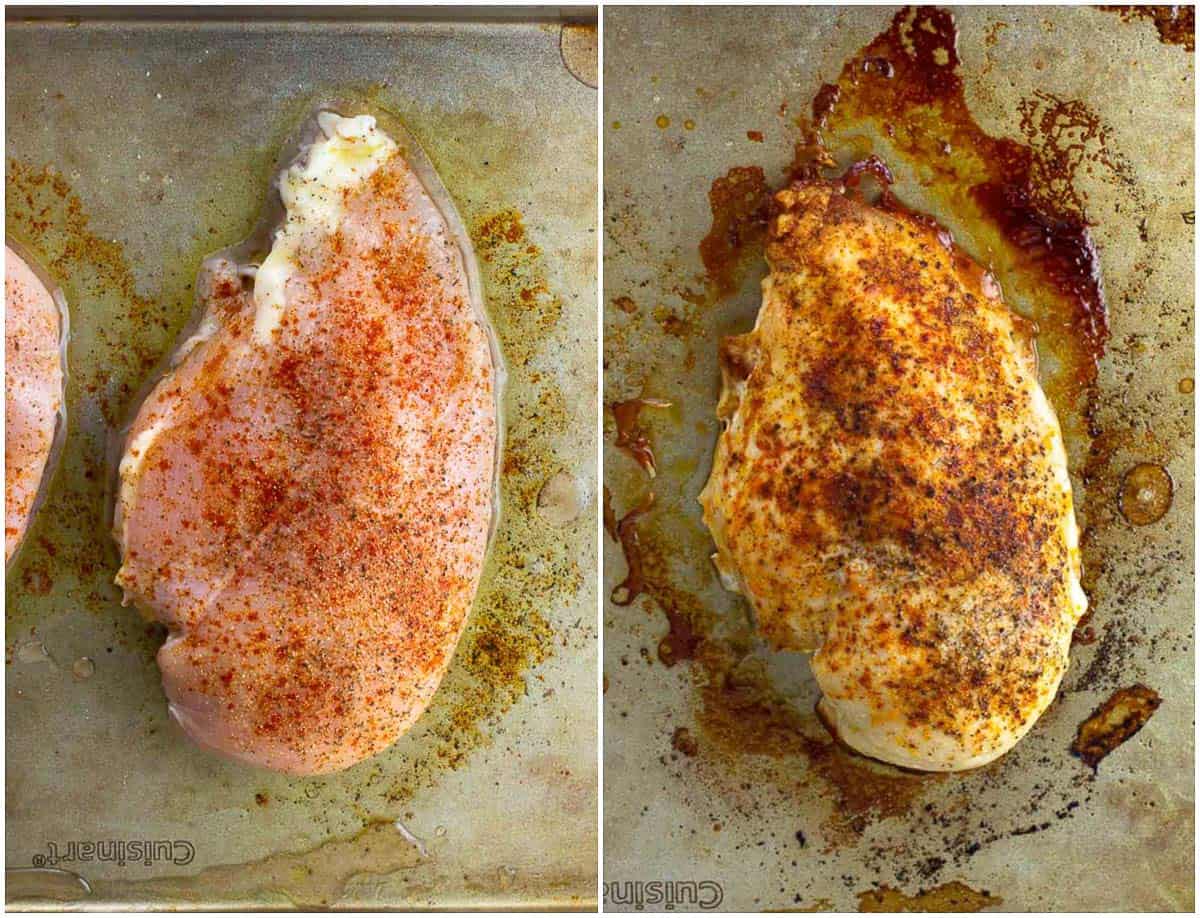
[[6, 5, 598, 910], [603, 5, 1193, 912]]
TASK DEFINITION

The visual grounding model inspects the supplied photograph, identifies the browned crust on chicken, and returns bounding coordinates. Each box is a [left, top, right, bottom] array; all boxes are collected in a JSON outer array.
[[700, 180, 1085, 771]]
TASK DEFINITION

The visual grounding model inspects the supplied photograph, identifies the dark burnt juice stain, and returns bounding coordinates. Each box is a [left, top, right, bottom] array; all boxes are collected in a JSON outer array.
[[814, 6, 1110, 427], [698, 165, 770, 294], [1100, 5, 1196, 51]]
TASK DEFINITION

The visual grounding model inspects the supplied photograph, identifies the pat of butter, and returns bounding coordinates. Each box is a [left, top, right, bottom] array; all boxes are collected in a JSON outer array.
[[253, 113, 397, 341]]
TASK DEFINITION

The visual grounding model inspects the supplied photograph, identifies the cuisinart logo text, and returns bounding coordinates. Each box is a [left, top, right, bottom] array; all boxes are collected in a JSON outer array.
[[604, 879, 724, 911], [32, 840, 195, 868]]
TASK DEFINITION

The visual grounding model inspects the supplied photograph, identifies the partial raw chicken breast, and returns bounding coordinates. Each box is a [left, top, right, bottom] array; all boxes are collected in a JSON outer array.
[[6, 243, 66, 563], [114, 111, 499, 775], [700, 180, 1086, 772]]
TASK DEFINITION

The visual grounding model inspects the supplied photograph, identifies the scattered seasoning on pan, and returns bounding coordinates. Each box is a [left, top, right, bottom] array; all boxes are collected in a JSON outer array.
[[610, 397, 672, 476], [671, 726, 699, 757], [1075, 426, 1175, 653], [5, 161, 180, 598], [1071, 683, 1163, 769]]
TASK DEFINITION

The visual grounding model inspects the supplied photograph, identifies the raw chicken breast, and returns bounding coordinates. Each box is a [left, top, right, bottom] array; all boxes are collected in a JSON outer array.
[[114, 111, 499, 775], [6, 243, 66, 563], [700, 180, 1087, 772]]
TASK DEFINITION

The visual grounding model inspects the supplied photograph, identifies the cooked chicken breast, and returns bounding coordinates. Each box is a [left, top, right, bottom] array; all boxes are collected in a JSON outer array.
[[113, 112, 499, 775], [6, 243, 65, 563], [700, 180, 1086, 772]]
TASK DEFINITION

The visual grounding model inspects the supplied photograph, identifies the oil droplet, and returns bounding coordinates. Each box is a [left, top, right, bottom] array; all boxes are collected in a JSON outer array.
[[71, 657, 95, 680], [684, 119, 696, 131], [1118, 463, 1174, 526], [434, 825, 447, 837], [16, 641, 51, 665], [1178, 377, 1193, 394], [655, 114, 670, 129], [611, 120, 622, 130]]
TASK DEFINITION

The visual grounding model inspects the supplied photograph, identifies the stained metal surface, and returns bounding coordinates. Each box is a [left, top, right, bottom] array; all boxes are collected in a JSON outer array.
[[603, 5, 1193, 912], [6, 7, 597, 910]]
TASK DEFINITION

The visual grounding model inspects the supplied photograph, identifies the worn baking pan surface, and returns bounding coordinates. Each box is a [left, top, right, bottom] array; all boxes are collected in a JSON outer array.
[[603, 5, 1192, 912], [6, 7, 598, 911]]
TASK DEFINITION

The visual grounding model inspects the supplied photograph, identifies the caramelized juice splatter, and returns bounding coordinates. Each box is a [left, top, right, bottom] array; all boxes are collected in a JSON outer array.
[[602, 485, 619, 541], [698, 166, 770, 293], [610, 490, 655, 606], [612, 509, 705, 667], [1071, 683, 1162, 769], [649, 575, 702, 667], [610, 397, 672, 476]]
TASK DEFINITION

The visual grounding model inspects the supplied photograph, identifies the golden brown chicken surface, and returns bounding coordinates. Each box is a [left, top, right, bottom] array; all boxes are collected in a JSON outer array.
[[699, 180, 1086, 771]]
